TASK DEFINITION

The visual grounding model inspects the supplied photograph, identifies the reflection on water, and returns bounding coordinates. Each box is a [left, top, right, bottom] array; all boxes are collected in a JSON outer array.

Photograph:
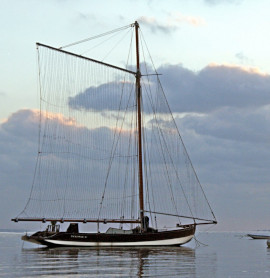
[[18, 246, 202, 277], [2, 232, 270, 277]]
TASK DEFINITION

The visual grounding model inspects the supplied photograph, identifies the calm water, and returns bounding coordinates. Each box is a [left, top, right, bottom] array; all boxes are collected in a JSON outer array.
[[0, 232, 270, 277]]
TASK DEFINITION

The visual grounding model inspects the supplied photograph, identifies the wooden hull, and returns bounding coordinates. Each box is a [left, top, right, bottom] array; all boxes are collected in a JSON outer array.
[[22, 225, 195, 247], [247, 234, 270, 239]]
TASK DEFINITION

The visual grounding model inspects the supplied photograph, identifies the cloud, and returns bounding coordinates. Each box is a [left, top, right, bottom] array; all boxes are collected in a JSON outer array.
[[138, 16, 178, 34], [67, 62, 270, 148], [235, 52, 253, 65], [68, 81, 136, 112], [173, 106, 270, 230], [1, 109, 141, 224], [159, 63, 270, 113], [178, 105, 270, 145], [157, 63, 270, 230], [0, 110, 40, 227], [69, 63, 270, 115], [168, 12, 205, 27], [204, 0, 242, 5], [138, 13, 205, 34], [0, 108, 89, 193], [1, 109, 39, 142], [1, 109, 216, 226]]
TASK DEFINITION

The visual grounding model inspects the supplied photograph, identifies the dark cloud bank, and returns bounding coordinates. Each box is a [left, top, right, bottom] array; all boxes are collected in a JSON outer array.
[[159, 64, 270, 113], [2, 64, 270, 231]]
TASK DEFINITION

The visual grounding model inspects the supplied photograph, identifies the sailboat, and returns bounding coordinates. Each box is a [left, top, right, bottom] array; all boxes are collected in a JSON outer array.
[[12, 21, 217, 247]]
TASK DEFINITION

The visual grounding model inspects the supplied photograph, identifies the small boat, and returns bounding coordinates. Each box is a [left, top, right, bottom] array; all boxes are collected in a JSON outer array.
[[12, 21, 217, 247], [247, 234, 270, 239], [267, 240, 270, 247]]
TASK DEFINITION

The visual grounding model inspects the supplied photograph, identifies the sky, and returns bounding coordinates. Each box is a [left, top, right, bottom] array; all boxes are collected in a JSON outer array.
[[1, 0, 270, 232]]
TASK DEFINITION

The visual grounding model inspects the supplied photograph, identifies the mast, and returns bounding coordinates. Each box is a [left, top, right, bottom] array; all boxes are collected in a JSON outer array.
[[135, 21, 145, 231]]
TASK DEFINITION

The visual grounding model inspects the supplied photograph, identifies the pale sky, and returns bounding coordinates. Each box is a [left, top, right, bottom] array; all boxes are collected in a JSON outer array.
[[1, 0, 270, 231]]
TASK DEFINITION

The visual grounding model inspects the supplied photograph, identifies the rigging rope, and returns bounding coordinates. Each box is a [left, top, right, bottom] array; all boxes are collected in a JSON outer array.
[[17, 23, 217, 230], [59, 24, 133, 49]]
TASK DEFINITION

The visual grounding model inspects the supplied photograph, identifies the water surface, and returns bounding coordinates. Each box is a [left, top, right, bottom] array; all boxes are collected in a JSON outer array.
[[0, 232, 270, 277]]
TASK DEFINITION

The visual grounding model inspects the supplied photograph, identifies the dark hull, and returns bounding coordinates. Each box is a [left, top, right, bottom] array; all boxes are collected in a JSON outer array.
[[247, 234, 270, 239], [22, 225, 196, 247]]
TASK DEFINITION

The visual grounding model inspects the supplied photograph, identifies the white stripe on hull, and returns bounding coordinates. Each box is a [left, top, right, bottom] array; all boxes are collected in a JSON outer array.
[[44, 234, 194, 247]]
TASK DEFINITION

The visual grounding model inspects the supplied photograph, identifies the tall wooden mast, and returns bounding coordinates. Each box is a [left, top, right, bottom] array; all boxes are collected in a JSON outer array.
[[135, 21, 145, 231]]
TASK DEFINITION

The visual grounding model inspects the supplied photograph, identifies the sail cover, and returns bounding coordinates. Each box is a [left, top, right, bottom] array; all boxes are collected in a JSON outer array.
[[17, 44, 216, 228]]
